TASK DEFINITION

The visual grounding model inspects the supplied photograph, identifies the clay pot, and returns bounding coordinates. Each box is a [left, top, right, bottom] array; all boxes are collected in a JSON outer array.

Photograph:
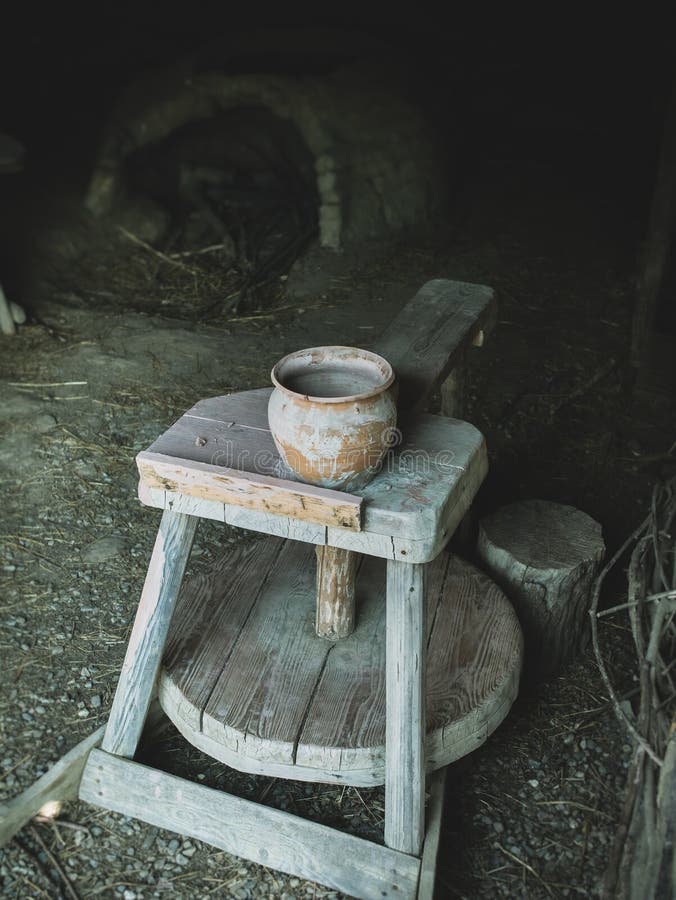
[[268, 346, 397, 491]]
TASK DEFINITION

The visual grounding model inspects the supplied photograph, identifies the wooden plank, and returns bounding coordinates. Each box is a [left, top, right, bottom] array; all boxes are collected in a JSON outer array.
[[385, 560, 426, 855], [202, 541, 333, 763], [373, 279, 496, 412], [430, 556, 523, 747], [162, 538, 283, 730], [0, 726, 104, 847], [102, 509, 197, 757], [137, 451, 362, 532], [80, 749, 420, 900], [417, 768, 448, 900]]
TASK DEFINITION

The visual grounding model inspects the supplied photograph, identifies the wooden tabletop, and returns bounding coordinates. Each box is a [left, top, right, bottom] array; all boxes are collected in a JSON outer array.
[[137, 388, 487, 563]]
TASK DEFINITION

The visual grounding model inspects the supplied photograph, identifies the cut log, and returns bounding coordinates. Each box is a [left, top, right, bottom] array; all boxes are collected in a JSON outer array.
[[476, 500, 605, 676], [315, 545, 357, 639]]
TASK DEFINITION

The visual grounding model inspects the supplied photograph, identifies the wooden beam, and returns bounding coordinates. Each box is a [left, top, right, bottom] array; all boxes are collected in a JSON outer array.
[[137, 451, 363, 532], [102, 509, 197, 757], [374, 279, 496, 412], [80, 749, 421, 900], [385, 560, 426, 855], [417, 768, 448, 900], [0, 726, 104, 847]]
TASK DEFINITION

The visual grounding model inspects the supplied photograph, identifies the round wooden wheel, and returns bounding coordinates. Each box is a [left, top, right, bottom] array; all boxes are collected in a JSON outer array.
[[159, 538, 523, 786]]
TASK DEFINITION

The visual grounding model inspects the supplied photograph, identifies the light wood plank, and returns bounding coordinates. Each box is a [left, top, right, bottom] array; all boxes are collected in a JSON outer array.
[[417, 768, 448, 900], [202, 541, 332, 763], [162, 538, 283, 730], [0, 727, 104, 847], [102, 509, 197, 757], [137, 451, 362, 531], [80, 749, 420, 900], [385, 560, 426, 855], [373, 279, 496, 412]]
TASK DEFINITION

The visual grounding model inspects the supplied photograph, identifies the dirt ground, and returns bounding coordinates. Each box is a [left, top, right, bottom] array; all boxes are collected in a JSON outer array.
[[2, 101, 676, 900]]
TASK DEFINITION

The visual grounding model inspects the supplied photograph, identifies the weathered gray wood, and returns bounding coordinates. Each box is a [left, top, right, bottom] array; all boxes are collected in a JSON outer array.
[[102, 509, 197, 757], [440, 365, 465, 419], [137, 392, 488, 557], [385, 560, 426, 855], [80, 749, 421, 900], [417, 768, 448, 900], [137, 450, 363, 531], [373, 279, 496, 412], [315, 545, 357, 639], [477, 500, 604, 676], [158, 545, 523, 784], [0, 726, 104, 847], [202, 541, 333, 763], [161, 538, 283, 730]]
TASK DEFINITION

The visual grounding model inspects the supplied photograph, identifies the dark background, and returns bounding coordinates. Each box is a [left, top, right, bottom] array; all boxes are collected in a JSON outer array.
[[1, 9, 673, 224]]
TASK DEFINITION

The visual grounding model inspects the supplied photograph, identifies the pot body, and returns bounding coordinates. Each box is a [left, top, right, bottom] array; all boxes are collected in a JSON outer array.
[[268, 346, 398, 491], [268, 386, 397, 490]]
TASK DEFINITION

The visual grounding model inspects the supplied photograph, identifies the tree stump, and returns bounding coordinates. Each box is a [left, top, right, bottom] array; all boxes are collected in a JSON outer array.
[[476, 500, 605, 676]]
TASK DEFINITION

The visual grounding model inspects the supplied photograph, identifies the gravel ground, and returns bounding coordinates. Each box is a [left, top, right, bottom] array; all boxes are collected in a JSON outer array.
[[1, 158, 673, 899]]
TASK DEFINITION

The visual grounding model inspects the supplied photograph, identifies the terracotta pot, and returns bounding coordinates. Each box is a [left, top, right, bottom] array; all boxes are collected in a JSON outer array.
[[268, 346, 397, 491]]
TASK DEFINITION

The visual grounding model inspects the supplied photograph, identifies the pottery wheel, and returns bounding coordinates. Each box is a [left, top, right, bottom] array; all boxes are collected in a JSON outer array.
[[159, 537, 523, 786]]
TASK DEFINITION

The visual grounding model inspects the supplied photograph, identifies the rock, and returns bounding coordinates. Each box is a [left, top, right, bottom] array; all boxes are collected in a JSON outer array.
[[34, 413, 58, 433], [81, 535, 128, 564]]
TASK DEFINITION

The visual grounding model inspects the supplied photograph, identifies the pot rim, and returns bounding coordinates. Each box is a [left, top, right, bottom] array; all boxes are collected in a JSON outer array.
[[270, 345, 395, 404]]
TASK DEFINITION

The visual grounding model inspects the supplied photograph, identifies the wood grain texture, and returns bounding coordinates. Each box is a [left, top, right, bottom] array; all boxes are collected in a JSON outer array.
[[315, 545, 357, 639], [0, 726, 104, 847], [417, 767, 448, 900], [137, 451, 362, 531], [477, 500, 604, 675], [385, 560, 426, 855], [161, 538, 283, 730], [137, 391, 488, 559], [373, 279, 496, 412], [80, 749, 420, 900], [102, 509, 197, 757], [202, 541, 333, 763], [159, 543, 522, 784]]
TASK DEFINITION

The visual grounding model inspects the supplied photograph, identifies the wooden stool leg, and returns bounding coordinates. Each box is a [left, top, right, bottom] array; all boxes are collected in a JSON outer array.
[[385, 559, 426, 856], [102, 509, 197, 758], [315, 546, 358, 639]]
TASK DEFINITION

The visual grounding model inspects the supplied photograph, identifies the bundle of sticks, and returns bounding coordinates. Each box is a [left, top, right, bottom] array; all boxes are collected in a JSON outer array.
[[591, 475, 676, 899]]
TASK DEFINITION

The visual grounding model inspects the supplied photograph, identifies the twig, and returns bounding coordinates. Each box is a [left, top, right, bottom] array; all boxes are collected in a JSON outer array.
[[496, 844, 555, 896], [548, 357, 616, 420], [8, 381, 87, 387], [168, 242, 232, 258], [29, 825, 81, 900], [589, 515, 664, 767], [596, 593, 675, 618], [117, 226, 197, 274]]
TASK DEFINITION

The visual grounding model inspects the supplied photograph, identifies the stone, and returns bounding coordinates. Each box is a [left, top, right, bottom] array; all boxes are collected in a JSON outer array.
[[81, 535, 128, 564]]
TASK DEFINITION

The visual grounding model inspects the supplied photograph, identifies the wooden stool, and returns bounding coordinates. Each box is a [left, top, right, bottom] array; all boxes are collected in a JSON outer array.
[[0, 280, 523, 898]]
